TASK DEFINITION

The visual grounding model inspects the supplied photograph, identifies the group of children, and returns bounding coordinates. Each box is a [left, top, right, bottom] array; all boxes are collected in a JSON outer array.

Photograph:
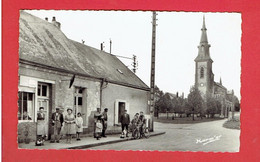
[[131, 111, 146, 137]]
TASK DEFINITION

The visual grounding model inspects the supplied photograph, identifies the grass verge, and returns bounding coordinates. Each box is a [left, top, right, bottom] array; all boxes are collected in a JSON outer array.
[[154, 116, 224, 124], [223, 116, 240, 130]]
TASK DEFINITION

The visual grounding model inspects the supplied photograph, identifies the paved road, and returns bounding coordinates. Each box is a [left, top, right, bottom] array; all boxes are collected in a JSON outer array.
[[88, 118, 240, 152]]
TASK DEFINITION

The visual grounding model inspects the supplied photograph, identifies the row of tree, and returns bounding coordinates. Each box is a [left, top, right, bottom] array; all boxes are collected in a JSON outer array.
[[154, 86, 234, 120]]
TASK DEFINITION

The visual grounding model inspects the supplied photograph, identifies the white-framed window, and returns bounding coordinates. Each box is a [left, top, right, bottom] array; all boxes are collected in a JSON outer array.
[[38, 83, 49, 98], [74, 87, 84, 115], [18, 92, 35, 121]]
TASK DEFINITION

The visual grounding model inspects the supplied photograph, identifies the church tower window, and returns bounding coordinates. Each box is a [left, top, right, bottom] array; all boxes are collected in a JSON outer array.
[[201, 45, 204, 52], [200, 67, 204, 78]]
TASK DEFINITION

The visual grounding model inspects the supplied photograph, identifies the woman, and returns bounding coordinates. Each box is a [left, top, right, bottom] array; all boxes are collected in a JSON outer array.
[[75, 112, 83, 140], [64, 108, 76, 143], [36, 107, 46, 146]]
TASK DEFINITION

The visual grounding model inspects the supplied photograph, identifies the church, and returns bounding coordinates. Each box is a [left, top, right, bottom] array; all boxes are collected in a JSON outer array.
[[194, 16, 235, 118]]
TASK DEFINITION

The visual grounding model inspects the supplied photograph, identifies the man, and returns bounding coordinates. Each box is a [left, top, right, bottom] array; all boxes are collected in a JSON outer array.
[[101, 108, 108, 137], [51, 107, 64, 143], [94, 108, 102, 138], [120, 109, 130, 137]]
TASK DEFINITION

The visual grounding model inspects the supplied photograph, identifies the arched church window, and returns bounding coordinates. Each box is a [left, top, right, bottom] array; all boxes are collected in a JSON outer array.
[[200, 67, 204, 78]]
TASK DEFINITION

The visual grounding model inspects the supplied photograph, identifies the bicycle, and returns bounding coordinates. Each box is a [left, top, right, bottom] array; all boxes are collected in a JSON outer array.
[[140, 126, 150, 139], [131, 125, 140, 139]]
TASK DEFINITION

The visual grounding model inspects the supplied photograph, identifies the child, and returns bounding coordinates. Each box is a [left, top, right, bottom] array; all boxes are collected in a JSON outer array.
[[131, 114, 140, 138], [95, 119, 103, 140], [75, 112, 83, 141]]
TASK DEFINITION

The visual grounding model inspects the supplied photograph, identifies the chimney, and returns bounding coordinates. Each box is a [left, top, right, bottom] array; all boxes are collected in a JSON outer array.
[[45, 17, 48, 21], [52, 16, 61, 29]]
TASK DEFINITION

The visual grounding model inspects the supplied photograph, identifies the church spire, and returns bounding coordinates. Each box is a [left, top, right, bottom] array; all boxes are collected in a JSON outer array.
[[195, 15, 212, 62], [200, 15, 208, 43], [220, 77, 222, 85]]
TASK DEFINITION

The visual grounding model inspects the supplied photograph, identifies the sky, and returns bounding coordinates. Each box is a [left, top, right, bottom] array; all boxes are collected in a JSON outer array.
[[25, 10, 241, 99]]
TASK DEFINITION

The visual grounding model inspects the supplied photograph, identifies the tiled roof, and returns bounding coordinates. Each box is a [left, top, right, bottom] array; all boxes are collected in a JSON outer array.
[[19, 11, 149, 90]]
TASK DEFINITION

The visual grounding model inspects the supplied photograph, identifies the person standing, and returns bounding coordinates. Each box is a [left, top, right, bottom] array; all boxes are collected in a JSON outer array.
[[120, 109, 130, 137], [101, 108, 108, 137], [36, 107, 46, 146], [95, 119, 103, 140], [51, 107, 64, 143], [94, 108, 102, 138], [75, 112, 83, 140], [64, 108, 76, 143]]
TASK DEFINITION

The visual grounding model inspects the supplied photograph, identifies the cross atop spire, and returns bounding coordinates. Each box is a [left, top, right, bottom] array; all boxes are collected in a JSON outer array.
[[200, 15, 208, 43]]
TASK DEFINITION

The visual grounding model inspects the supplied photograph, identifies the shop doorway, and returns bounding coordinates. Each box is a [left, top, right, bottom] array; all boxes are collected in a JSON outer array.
[[118, 102, 126, 123], [37, 83, 50, 136]]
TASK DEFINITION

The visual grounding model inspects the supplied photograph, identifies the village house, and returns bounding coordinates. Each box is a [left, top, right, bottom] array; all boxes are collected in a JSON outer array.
[[18, 11, 150, 142]]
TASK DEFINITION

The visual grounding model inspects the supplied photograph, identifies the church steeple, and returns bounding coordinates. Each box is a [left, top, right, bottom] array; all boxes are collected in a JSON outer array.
[[195, 15, 212, 62], [220, 77, 222, 85], [200, 15, 208, 43], [194, 15, 214, 98]]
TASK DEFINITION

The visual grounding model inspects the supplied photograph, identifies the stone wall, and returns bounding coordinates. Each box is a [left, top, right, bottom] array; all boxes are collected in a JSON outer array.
[[17, 122, 36, 143]]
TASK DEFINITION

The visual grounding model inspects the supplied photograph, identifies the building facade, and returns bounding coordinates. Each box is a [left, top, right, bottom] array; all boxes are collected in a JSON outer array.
[[18, 11, 150, 142], [194, 16, 235, 118]]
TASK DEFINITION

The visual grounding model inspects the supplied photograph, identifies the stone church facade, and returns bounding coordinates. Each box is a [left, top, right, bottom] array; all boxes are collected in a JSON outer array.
[[194, 16, 235, 118]]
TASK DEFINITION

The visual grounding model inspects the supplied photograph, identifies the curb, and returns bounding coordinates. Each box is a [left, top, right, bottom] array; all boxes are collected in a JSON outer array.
[[67, 132, 166, 149]]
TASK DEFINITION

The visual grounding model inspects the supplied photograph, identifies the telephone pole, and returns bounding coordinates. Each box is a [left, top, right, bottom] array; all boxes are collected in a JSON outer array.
[[150, 11, 157, 132], [132, 55, 137, 73]]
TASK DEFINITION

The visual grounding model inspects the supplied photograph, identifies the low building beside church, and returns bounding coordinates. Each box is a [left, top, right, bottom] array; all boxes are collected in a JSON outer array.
[[194, 16, 235, 118], [18, 11, 150, 142]]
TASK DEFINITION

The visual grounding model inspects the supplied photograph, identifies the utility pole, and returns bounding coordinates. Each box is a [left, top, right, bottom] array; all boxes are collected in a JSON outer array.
[[114, 54, 138, 73], [132, 55, 137, 73], [149, 11, 157, 132]]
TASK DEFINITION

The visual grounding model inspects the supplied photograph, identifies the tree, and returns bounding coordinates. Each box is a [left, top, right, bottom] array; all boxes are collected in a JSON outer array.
[[234, 96, 240, 112], [154, 86, 164, 118], [187, 87, 204, 120], [206, 95, 222, 118], [162, 93, 174, 119]]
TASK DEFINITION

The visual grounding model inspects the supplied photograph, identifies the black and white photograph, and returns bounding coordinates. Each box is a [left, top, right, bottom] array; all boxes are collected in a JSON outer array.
[[18, 10, 241, 152]]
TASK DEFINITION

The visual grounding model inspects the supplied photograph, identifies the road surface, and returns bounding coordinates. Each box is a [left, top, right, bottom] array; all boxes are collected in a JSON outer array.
[[88, 118, 240, 152]]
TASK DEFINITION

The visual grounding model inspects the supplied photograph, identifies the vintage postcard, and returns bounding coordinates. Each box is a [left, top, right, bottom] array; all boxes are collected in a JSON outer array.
[[17, 10, 241, 152], [3, 0, 260, 161]]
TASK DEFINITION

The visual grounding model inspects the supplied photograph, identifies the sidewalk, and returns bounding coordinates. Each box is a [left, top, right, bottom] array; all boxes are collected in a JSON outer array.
[[18, 131, 165, 150]]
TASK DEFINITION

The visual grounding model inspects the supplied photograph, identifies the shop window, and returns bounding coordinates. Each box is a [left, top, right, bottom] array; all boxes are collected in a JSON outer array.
[[18, 92, 34, 121]]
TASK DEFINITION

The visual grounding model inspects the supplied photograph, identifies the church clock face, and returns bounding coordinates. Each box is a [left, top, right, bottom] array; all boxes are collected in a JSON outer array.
[[200, 83, 204, 87]]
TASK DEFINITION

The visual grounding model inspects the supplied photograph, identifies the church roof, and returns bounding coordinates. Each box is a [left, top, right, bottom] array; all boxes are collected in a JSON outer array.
[[214, 81, 227, 90], [19, 11, 149, 90]]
